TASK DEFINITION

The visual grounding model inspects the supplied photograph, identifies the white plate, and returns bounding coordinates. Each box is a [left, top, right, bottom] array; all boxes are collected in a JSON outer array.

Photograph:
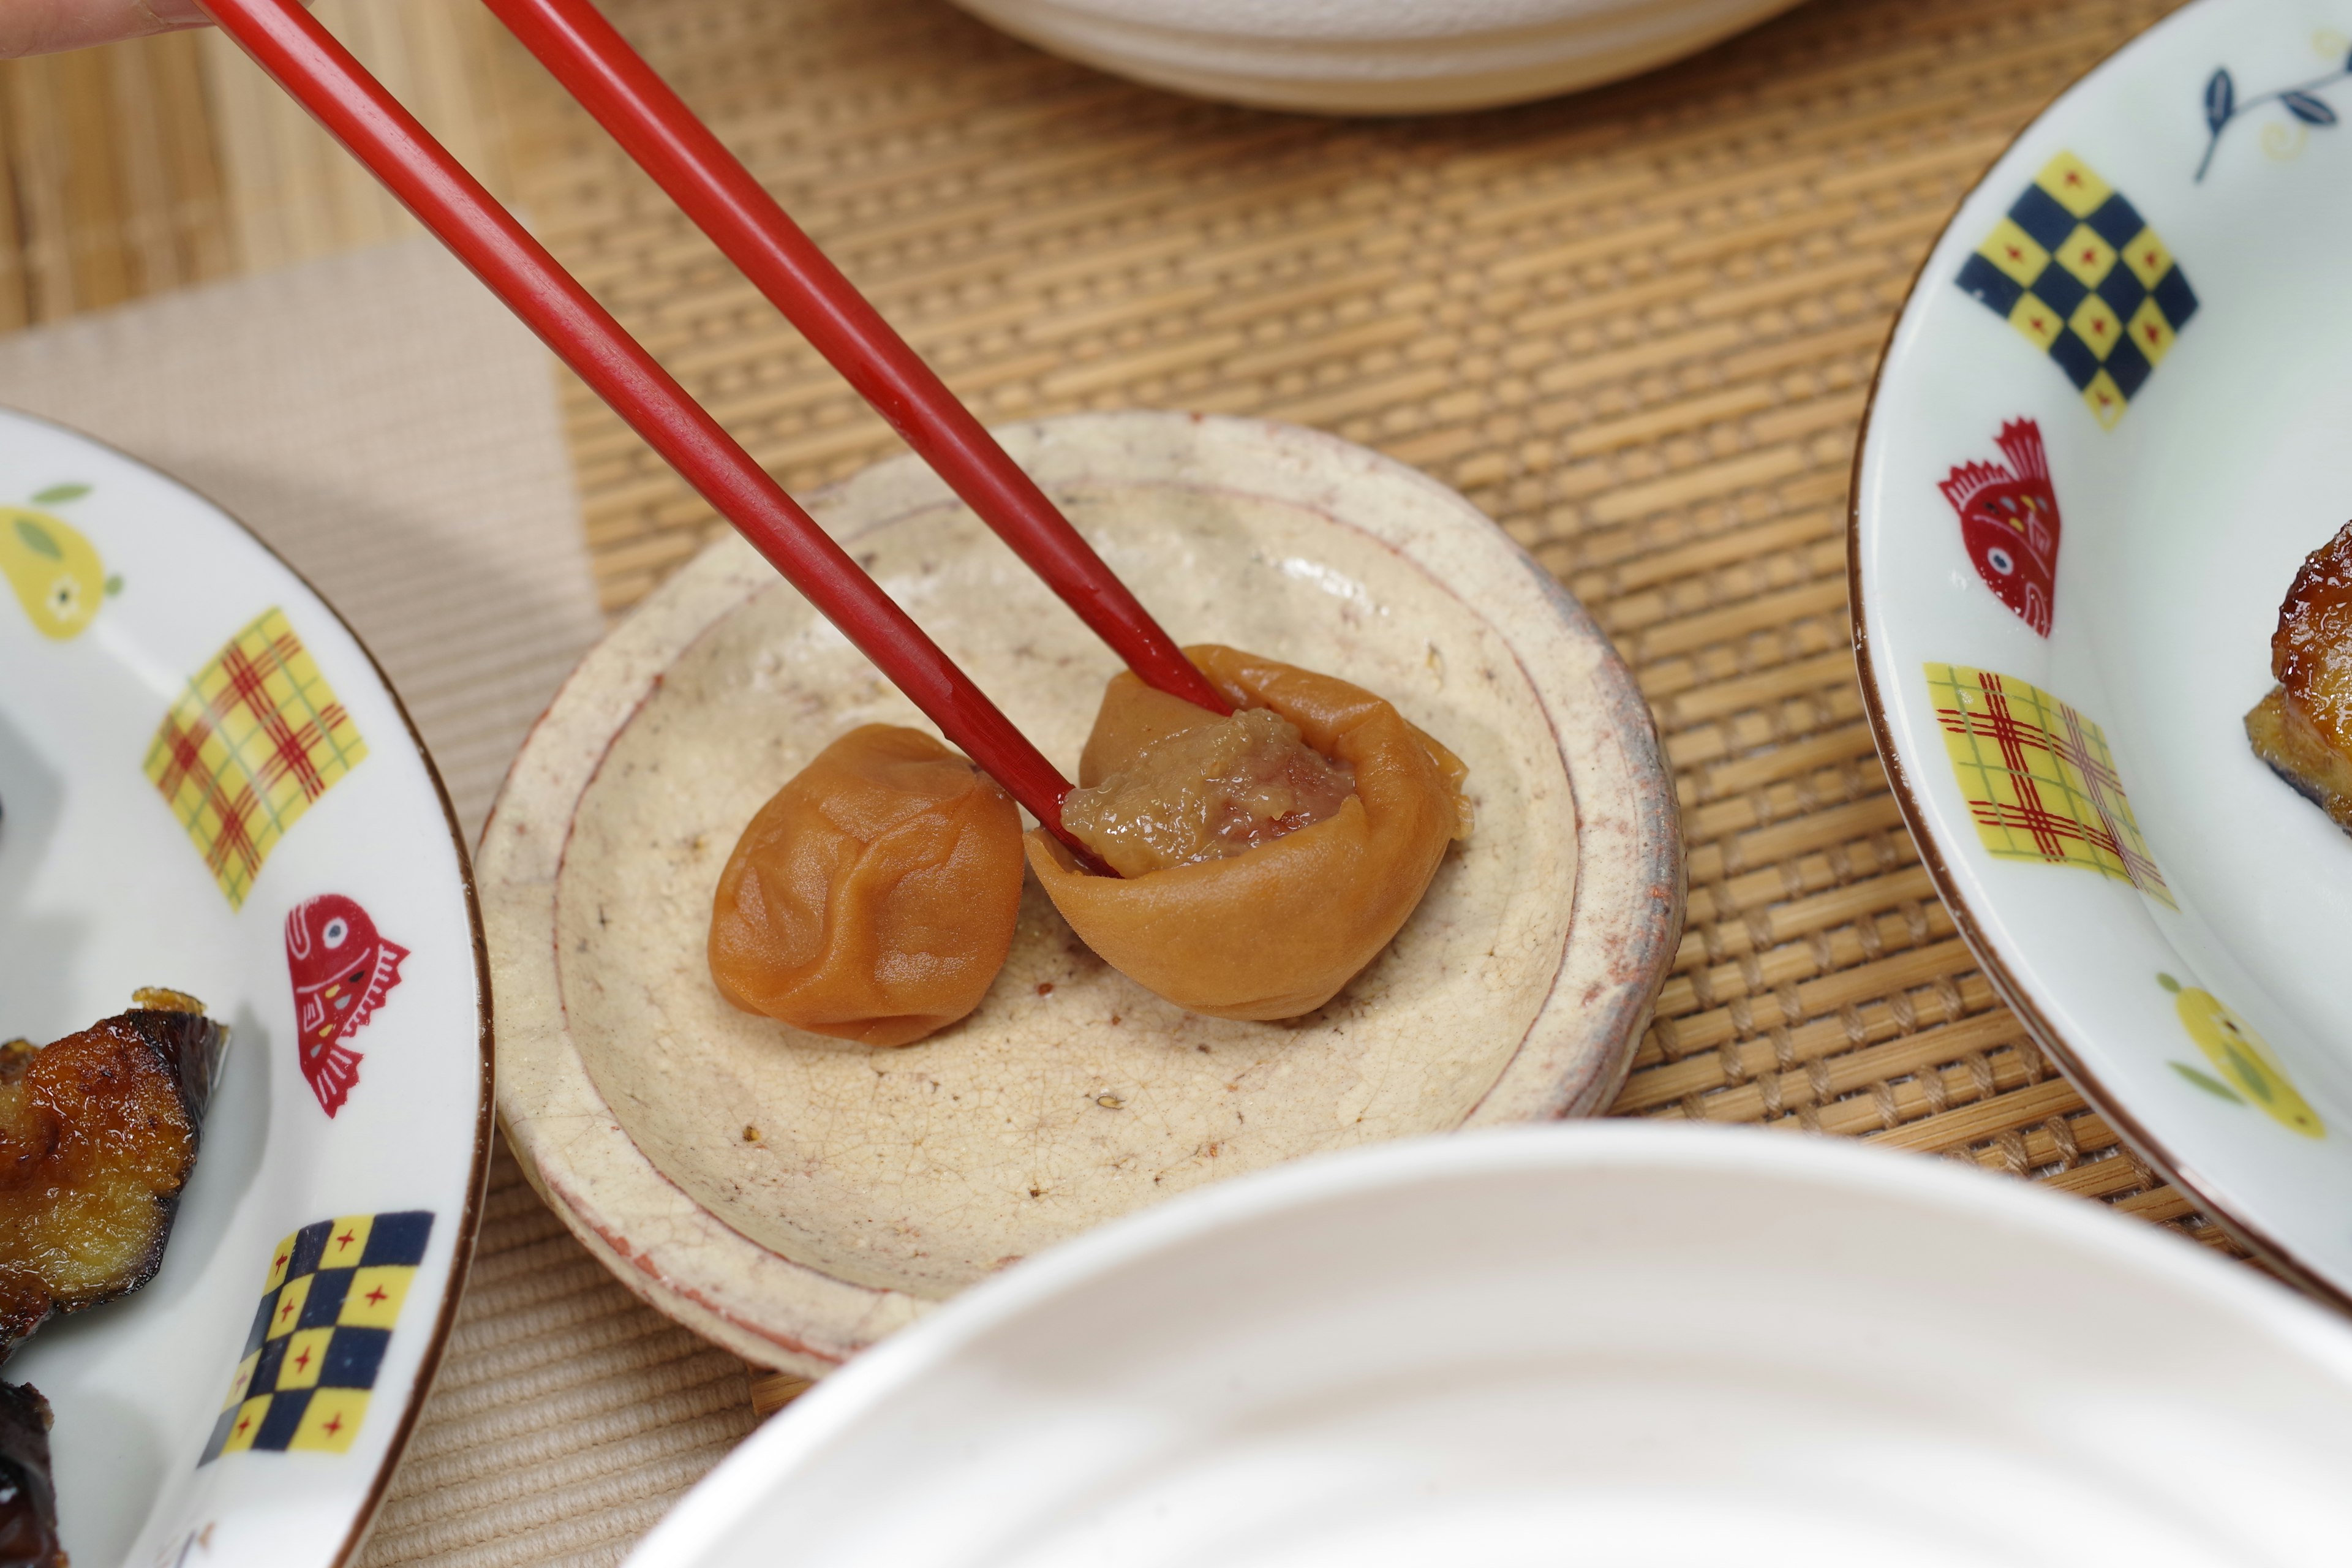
[[0, 409, 489, 1567], [944, 0, 1807, 115], [1852, 1, 2352, 1302], [628, 1123, 2352, 1568]]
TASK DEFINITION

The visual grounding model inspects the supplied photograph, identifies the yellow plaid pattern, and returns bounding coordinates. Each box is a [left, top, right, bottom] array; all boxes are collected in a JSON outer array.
[[1926, 664, 2173, 907], [142, 608, 366, 908]]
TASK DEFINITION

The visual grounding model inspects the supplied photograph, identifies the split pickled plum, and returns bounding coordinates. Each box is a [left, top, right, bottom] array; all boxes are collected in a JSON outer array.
[[709, 725, 1025, 1047], [1060, 705, 1355, 879], [1029, 646, 1469, 1022]]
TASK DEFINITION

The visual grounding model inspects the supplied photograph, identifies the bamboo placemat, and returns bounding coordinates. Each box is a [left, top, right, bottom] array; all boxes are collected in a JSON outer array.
[[0, 0, 518, 325], [500, 0, 2230, 1245], [0, 0, 2263, 1559], [0, 1, 2223, 1238]]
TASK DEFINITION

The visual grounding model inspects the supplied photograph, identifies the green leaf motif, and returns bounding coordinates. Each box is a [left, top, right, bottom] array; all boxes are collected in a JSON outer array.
[[104, 574, 122, 597], [11, 516, 59, 558], [2222, 1040, 2276, 1103], [2171, 1061, 2244, 1104], [30, 483, 88, 505]]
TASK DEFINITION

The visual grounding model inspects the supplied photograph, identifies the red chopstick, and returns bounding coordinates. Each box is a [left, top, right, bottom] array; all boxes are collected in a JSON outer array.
[[190, 0, 1117, 870], [478, 0, 1231, 720]]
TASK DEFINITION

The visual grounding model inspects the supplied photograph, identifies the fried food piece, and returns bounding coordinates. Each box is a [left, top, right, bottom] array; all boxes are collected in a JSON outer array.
[[1061, 704, 1356, 879], [2245, 688, 2352, 832], [710, 725, 1024, 1047], [2248, 521, 2352, 833], [0, 1382, 61, 1568], [0, 994, 225, 1359], [1029, 646, 1469, 1022]]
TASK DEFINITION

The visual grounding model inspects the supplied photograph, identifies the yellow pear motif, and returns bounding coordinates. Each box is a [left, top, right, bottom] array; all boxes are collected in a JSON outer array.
[[2161, 973, 2324, 1139], [0, 494, 109, 640]]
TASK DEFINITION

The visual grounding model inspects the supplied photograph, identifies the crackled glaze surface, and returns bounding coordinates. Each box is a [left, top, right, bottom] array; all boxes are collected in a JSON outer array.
[[562, 486, 1562, 1298]]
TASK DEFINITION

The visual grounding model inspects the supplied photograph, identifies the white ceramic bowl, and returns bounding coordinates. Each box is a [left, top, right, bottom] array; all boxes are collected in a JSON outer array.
[[629, 1122, 2352, 1568], [486, 412, 1681, 1378], [944, 0, 1809, 115], [0, 409, 489, 1568], [1852, 0, 2352, 1302]]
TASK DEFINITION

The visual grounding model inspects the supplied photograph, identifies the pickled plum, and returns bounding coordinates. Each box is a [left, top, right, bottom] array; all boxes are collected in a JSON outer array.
[[1030, 646, 1468, 1022], [709, 725, 1025, 1047], [1060, 706, 1356, 880]]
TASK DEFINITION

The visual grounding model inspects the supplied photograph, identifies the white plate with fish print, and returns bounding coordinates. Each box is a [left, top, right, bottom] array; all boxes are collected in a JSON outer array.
[[1853, 1, 2352, 1302], [0, 407, 489, 1567]]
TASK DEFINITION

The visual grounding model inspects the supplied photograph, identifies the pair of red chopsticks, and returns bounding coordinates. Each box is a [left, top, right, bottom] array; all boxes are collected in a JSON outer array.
[[193, 0, 1227, 870]]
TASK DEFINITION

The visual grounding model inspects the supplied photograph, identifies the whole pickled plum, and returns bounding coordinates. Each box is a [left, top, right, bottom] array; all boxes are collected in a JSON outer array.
[[709, 725, 1025, 1047], [1060, 704, 1355, 879], [0, 993, 225, 1358], [1030, 646, 1469, 1022]]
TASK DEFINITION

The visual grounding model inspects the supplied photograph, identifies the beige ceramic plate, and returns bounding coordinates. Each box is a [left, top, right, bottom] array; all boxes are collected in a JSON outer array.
[[483, 412, 1680, 1375]]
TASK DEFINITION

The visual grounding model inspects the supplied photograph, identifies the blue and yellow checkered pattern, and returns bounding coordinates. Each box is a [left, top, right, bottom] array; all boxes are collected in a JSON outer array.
[[1955, 152, 2197, 429], [199, 1210, 434, 1463]]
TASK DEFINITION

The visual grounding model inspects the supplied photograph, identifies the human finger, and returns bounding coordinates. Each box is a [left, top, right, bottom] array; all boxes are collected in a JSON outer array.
[[0, 0, 209, 60]]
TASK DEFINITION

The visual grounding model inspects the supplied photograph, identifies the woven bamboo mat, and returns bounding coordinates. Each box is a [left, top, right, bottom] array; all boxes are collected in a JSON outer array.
[[0, 0, 518, 324], [501, 0, 2234, 1246]]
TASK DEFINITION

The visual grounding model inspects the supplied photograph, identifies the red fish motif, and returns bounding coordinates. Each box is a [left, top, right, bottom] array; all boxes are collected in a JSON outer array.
[[1939, 418, 2061, 636], [284, 894, 408, 1117]]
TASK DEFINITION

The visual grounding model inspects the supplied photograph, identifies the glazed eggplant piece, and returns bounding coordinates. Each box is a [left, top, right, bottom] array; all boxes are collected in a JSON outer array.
[[0, 990, 225, 1358], [2250, 521, 2352, 834], [0, 1382, 61, 1568]]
